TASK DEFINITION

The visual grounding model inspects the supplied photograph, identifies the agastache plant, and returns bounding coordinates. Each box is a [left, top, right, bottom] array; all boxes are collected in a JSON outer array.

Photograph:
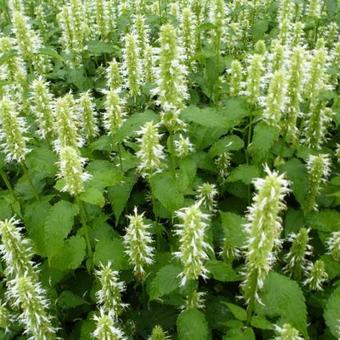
[[93, 309, 126, 340], [30, 77, 54, 141], [304, 259, 328, 291], [106, 58, 122, 90], [57, 146, 92, 196], [228, 60, 243, 97], [78, 91, 99, 141], [152, 24, 188, 131], [136, 121, 166, 177], [283, 228, 313, 280], [0, 218, 56, 339], [54, 94, 83, 152], [174, 134, 194, 158], [0, 97, 30, 163], [173, 203, 212, 286], [95, 263, 127, 318], [327, 232, 340, 262], [103, 89, 127, 136], [149, 325, 170, 340], [196, 183, 218, 212], [121, 33, 142, 99], [274, 323, 304, 340], [304, 154, 331, 213], [7, 273, 57, 339], [123, 207, 154, 277], [242, 167, 290, 308]]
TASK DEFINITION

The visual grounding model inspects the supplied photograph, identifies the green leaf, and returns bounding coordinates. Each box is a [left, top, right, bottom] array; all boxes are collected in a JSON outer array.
[[50, 236, 86, 271], [149, 264, 182, 300], [324, 286, 340, 338], [250, 315, 273, 330], [108, 173, 137, 224], [248, 122, 279, 162], [79, 187, 105, 208], [206, 260, 240, 282], [93, 238, 129, 270], [209, 135, 244, 158], [43, 201, 78, 258], [224, 303, 247, 321], [182, 100, 248, 130], [38, 47, 63, 61], [57, 290, 87, 309], [306, 210, 340, 232], [114, 110, 159, 143], [149, 172, 184, 212], [87, 40, 115, 55], [177, 308, 209, 340], [227, 165, 260, 185], [0, 198, 12, 220], [279, 159, 308, 206], [256, 272, 308, 337], [220, 212, 247, 248], [24, 200, 52, 255], [86, 160, 123, 190], [177, 158, 197, 192], [25, 145, 58, 178]]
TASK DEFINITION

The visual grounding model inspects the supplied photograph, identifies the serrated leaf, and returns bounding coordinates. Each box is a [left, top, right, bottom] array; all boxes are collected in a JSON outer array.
[[324, 286, 340, 338], [86, 160, 123, 190], [224, 303, 247, 321], [57, 290, 87, 309], [149, 172, 184, 212], [149, 264, 181, 300], [79, 187, 105, 207], [250, 315, 273, 330], [108, 173, 137, 224], [177, 308, 209, 340], [25, 145, 58, 178], [220, 212, 247, 248], [87, 40, 115, 54], [209, 135, 244, 158], [306, 210, 340, 232], [182, 100, 248, 130], [256, 272, 307, 337], [44, 201, 78, 258], [24, 200, 52, 255], [114, 110, 159, 143], [93, 238, 129, 270], [206, 260, 240, 282], [50, 236, 86, 271], [227, 165, 260, 185], [248, 122, 279, 162], [279, 159, 308, 206]]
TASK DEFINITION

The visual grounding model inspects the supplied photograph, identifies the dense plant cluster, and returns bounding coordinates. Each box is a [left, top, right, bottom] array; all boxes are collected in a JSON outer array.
[[0, 0, 339, 339]]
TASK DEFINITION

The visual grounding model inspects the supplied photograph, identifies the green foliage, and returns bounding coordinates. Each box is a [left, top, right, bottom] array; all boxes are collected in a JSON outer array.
[[0, 0, 338, 338]]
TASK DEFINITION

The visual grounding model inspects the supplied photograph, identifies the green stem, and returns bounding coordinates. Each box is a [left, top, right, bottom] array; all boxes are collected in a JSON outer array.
[[76, 197, 93, 268], [21, 162, 40, 201]]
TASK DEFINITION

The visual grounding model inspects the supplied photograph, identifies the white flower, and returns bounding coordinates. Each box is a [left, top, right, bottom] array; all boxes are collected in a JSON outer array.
[[173, 203, 212, 286]]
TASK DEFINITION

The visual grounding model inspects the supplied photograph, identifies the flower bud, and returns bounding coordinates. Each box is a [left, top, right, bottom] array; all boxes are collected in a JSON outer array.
[[93, 310, 126, 340], [174, 134, 194, 158], [78, 91, 99, 141], [196, 183, 218, 212]]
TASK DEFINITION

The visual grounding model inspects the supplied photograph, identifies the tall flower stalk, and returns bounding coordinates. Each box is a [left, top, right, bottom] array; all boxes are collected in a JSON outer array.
[[242, 167, 290, 318]]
